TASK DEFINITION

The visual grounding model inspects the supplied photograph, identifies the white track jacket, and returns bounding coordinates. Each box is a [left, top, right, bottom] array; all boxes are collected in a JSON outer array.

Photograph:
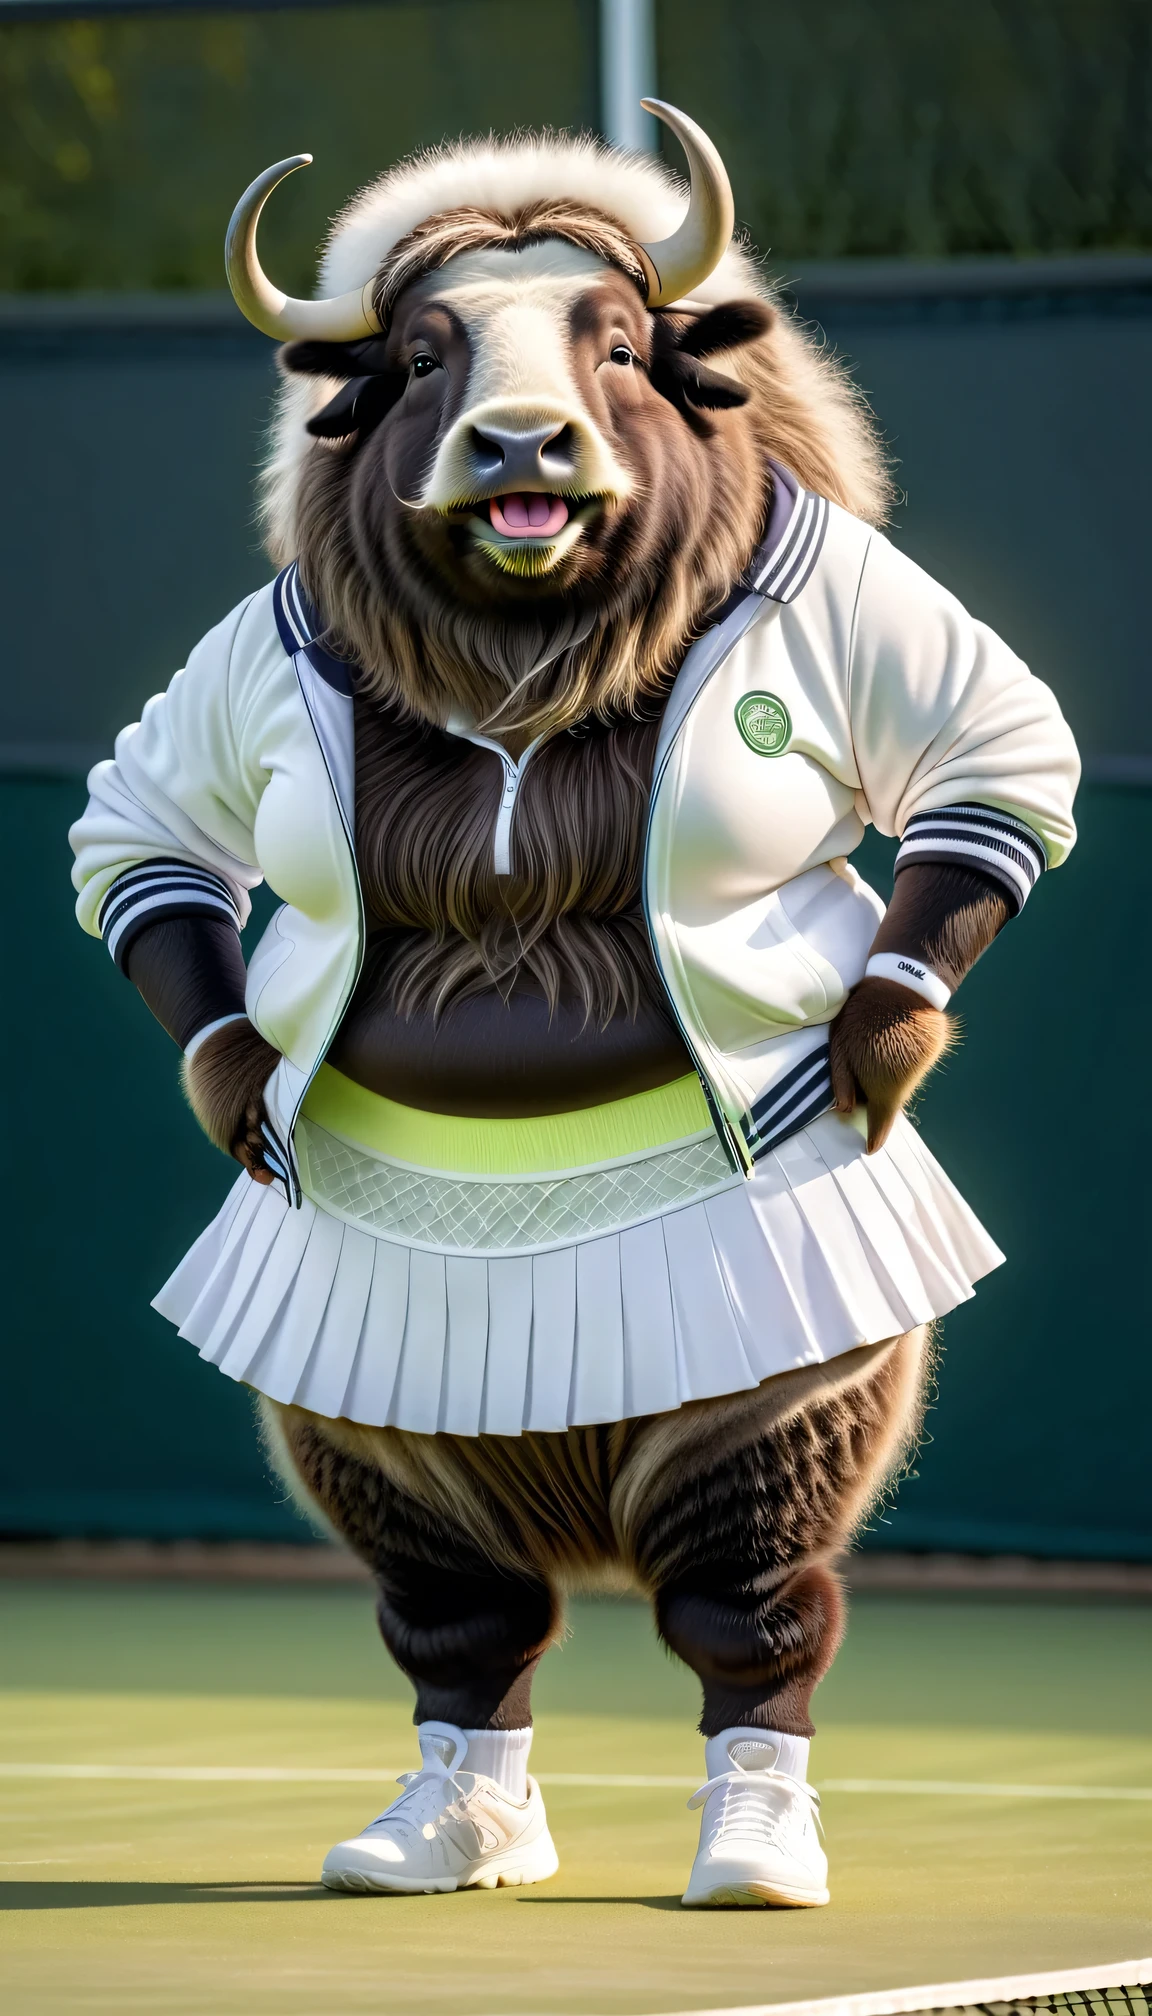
[[70, 464, 1080, 1196]]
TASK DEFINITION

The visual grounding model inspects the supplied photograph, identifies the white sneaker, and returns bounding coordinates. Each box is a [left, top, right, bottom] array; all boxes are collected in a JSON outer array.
[[681, 1730, 829, 1908], [321, 1724, 559, 1896]]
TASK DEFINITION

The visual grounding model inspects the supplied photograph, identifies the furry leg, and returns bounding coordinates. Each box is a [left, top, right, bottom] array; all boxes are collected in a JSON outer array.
[[375, 1554, 556, 1730], [658, 1560, 845, 1738], [621, 1331, 928, 1735], [269, 1404, 559, 1729]]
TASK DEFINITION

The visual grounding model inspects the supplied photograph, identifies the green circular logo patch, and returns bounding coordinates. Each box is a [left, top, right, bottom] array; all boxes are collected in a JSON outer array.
[[735, 691, 792, 756]]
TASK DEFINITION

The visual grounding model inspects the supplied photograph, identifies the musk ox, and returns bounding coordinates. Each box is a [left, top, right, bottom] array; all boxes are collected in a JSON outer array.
[[71, 103, 1079, 1905]]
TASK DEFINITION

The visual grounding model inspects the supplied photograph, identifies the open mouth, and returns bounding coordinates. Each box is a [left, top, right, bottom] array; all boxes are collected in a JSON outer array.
[[445, 490, 605, 577], [486, 493, 571, 539]]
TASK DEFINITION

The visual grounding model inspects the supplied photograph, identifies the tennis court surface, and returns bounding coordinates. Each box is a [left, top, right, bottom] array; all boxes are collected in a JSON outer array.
[[1, 1580, 1149, 2015]]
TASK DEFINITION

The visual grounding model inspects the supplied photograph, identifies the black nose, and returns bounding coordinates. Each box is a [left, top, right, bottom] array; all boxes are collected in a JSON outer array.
[[468, 421, 577, 488]]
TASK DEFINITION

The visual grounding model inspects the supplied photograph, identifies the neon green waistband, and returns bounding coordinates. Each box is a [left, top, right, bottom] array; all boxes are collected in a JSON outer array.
[[301, 1064, 711, 1176]]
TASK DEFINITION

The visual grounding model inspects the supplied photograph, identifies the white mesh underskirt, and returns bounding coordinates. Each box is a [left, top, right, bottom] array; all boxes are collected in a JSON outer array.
[[296, 1120, 734, 1255]]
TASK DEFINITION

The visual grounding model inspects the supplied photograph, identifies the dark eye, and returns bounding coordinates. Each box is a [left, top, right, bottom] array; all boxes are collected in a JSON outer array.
[[410, 354, 440, 378], [610, 344, 634, 366]]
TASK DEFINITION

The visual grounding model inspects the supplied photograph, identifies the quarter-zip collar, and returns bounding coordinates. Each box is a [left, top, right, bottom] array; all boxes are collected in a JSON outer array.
[[444, 714, 546, 877]]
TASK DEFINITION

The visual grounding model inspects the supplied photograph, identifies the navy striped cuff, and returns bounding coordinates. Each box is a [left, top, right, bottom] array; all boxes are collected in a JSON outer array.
[[744, 1045, 835, 1160], [894, 803, 1047, 916], [99, 860, 242, 974]]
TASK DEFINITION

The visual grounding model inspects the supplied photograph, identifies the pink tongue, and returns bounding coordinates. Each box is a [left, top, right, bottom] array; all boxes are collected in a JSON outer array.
[[490, 493, 569, 537]]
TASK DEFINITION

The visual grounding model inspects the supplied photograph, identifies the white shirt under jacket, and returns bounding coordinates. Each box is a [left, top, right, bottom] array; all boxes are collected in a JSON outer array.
[[70, 465, 1080, 1198]]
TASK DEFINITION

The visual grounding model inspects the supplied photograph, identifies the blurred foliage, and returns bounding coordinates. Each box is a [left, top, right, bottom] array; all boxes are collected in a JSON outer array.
[[661, 0, 1152, 260], [0, 2, 599, 291], [0, 0, 1148, 291]]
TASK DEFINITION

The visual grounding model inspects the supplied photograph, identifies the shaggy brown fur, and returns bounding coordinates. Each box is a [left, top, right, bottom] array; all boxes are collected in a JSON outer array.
[[873, 861, 1011, 990], [368, 198, 654, 332], [265, 1328, 928, 1732], [292, 352, 765, 747], [350, 694, 664, 1022], [284, 218, 774, 1027]]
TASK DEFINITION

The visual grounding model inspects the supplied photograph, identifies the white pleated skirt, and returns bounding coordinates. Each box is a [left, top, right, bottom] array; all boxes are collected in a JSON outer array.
[[153, 1106, 1003, 1436]]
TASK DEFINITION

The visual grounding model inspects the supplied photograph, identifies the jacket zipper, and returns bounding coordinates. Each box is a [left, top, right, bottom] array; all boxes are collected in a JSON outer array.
[[279, 662, 367, 1207], [642, 612, 772, 1179], [640, 752, 753, 1178], [639, 870, 752, 1178]]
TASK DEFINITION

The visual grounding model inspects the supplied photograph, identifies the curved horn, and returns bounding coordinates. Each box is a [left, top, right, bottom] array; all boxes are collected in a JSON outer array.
[[225, 156, 381, 342], [636, 101, 735, 307]]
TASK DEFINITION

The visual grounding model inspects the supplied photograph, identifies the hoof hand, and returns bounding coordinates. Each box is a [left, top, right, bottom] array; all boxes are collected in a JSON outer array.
[[829, 976, 954, 1153]]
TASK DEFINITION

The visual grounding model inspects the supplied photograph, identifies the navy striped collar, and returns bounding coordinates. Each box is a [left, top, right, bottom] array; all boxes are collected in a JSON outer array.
[[710, 461, 831, 625], [273, 564, 356, 695], [751, 460, 831, 602]]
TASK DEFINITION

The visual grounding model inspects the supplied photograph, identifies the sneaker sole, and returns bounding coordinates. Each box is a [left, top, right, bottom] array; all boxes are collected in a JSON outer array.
[[322, 1833, 559, 1897], [682, 1879, 830, 1909]]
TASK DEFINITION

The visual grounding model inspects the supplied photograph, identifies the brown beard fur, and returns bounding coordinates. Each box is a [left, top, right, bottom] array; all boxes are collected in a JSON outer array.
[[353, 695, 666, 1022], [295, 434, 762, 744]]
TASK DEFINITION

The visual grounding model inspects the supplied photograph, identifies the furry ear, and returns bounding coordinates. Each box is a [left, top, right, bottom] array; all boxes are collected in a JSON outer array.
[[654, 355, 751, 415], [280, 336, 394, 379], [280, 337, 405, 441], [306, 373, 405, 440], [676, 300, 775, 360], [649, 300, 774, 426]]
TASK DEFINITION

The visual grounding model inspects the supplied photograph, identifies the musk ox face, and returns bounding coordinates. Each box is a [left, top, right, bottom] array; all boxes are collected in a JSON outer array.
[[385, 243, 643, 594], [241, 128, 889, 731], [284, 237, 774, 620]]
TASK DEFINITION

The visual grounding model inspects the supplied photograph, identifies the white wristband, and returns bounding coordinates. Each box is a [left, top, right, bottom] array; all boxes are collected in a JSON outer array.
[[864, 954, 951, 1011], [184, 1012, 249, 1061]]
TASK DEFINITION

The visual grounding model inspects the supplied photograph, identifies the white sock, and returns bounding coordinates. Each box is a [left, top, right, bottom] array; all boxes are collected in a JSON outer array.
[[704, 1725, 811, 1783], [461, 1726, 533, 1801]]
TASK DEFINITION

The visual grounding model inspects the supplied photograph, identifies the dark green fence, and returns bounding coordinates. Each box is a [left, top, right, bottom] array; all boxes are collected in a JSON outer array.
[[2, 256, 1149, 1555]]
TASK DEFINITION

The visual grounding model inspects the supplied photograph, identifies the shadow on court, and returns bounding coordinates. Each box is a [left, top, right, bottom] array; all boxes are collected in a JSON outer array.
[[515, 1895, 682, 1910], [1, 1879, 689, 1913], [0, 1881, 330, 1910]]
